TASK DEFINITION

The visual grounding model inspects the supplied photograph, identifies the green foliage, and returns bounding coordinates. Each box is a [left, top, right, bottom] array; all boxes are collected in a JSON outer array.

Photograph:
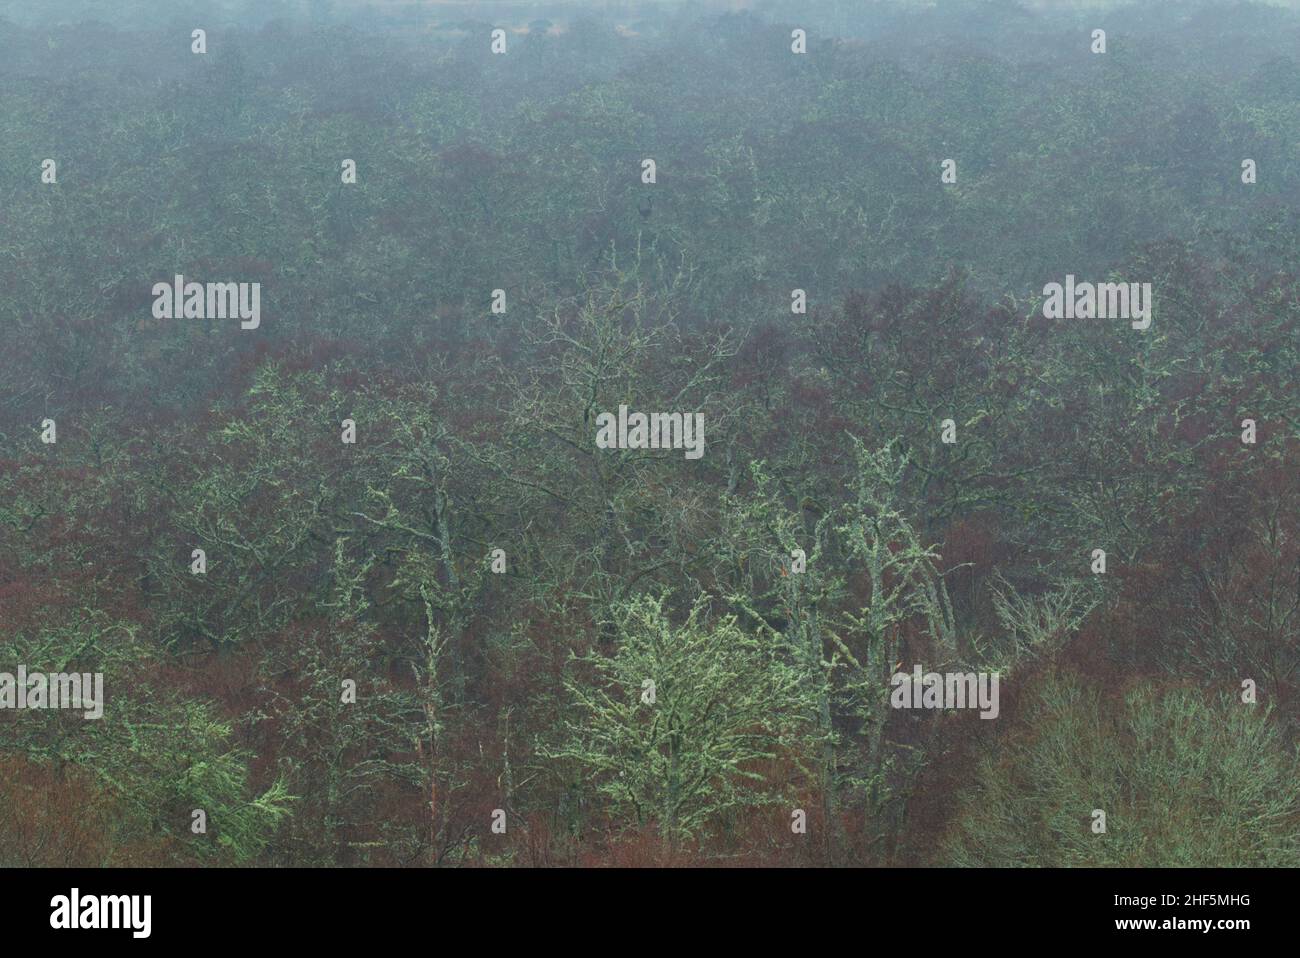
[[543, 593, 817, 846], [3, 611, 293, 864], [943, 672, 1300, 867]]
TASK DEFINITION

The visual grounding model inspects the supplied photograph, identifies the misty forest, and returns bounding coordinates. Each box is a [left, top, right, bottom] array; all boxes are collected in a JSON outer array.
[[1, 0, 1298, 868]]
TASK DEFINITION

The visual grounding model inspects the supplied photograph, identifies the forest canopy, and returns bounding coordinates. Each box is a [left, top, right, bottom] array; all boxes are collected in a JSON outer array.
[[0, 0, 1297, 866]]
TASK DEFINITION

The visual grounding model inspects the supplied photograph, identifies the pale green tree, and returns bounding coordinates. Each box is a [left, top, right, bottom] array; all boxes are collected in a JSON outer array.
[[543, 593, 817, 850]]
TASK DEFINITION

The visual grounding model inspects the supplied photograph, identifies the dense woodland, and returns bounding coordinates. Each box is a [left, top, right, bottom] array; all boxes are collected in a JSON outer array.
[[1, 0, 1298, 867]]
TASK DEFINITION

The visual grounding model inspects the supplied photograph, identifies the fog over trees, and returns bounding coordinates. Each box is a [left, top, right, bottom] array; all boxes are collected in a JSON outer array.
[[0, 0, 1297, 868]]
